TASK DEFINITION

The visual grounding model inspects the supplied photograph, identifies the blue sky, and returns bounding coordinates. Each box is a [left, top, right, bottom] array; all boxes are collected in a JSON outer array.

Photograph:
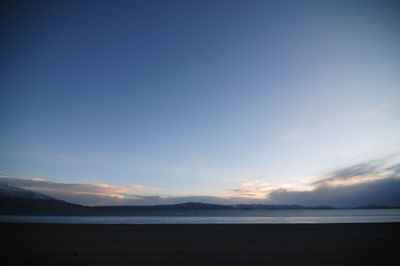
[[1, 0, 399, 204]]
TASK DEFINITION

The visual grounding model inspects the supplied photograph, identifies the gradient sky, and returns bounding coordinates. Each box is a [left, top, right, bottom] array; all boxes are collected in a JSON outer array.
[[1, 0, 400, 203]]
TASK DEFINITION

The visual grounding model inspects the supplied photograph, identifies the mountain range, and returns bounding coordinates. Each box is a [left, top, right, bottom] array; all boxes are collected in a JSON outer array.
[[0, 182, 398, 213]]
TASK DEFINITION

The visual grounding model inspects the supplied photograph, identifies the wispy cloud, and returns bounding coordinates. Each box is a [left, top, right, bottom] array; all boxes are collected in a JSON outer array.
[[312, 159, 386, 187]]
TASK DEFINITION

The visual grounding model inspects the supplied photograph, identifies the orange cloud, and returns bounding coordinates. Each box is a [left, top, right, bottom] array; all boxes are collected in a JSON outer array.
[[0, 177, 148, 202], [229, 176, 275, 199]]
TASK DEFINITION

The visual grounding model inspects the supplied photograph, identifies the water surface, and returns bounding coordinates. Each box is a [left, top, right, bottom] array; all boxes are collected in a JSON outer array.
[[1, 209, 400, 224]]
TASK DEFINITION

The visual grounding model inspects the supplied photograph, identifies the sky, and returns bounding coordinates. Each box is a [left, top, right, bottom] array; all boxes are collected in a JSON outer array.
[[1, 0, 400, 206]]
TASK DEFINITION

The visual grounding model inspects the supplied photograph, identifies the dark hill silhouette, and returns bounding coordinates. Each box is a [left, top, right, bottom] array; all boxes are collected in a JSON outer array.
[[0, 183, 83, 211]]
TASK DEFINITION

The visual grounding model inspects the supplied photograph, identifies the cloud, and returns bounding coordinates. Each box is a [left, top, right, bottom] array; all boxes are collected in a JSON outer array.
[[228, 176, 274, 199], [225, 155, 400, 207], [267, 157, 400, 207], [312, 159, 385, 186], [1, 155, 400, 207], [269, 177, 400, 207], [29, 178, 46, 182], [0, 176, 270, 206], [0, 176, 148, 206]]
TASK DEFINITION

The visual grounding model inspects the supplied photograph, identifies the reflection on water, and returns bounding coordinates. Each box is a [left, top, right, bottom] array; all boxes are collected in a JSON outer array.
[[1, 209, 400, 224]]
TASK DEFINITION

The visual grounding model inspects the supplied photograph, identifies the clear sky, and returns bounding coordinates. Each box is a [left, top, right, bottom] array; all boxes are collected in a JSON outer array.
[[1, 0, 400, 205]]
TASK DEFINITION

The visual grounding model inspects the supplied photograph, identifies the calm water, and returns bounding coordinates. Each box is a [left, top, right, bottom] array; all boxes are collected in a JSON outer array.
[[1, 209, 400, 224]]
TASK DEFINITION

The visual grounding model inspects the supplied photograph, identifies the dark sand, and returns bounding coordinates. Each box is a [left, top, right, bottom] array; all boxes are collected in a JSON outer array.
[[2, 223, 399, 266]]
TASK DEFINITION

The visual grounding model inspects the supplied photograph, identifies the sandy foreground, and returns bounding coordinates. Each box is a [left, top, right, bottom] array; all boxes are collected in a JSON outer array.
[[2, 222, 399, 266]]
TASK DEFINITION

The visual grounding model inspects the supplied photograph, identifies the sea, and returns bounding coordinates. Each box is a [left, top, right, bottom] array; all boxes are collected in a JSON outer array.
[[1, 209, 400, 224]]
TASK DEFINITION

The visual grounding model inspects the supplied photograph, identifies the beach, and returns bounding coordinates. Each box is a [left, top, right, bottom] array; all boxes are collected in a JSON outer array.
[[2, 222, 399, 265]]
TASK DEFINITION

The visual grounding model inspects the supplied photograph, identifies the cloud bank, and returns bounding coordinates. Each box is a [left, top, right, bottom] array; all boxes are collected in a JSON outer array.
[[270, 157, 400, 207], [0, 177, 146, 206], [1, 155, 400, 207]]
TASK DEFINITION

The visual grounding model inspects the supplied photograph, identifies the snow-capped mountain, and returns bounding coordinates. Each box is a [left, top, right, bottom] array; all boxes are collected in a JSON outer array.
[[0, 182, 54, 200], [0, 182, 83, 211]]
